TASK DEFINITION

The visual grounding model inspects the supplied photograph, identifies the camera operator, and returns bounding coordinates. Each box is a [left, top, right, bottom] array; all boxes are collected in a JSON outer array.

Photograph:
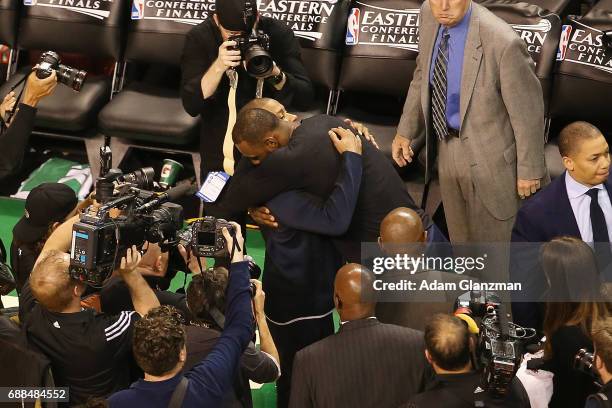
[[108, 223, 255, 407], [21, 209, 161, 405], [184, 271, 279, 407], [587, 318, 612, 408], [403, 314, 529, 408], [180, 0, 314, 220], [0, 70, 57, 181]]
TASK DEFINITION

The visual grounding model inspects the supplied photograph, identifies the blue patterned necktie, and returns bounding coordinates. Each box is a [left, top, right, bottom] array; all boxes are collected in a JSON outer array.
[[432, 28, 450, 141]]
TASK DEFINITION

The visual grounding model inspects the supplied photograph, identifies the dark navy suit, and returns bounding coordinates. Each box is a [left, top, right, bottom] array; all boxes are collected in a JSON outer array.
[[511, 171, 612, 329]]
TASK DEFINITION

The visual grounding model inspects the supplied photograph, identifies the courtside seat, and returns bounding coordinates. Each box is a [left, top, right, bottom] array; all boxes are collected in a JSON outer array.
[[97, 0, 203, 147], [98, 82, 198, 146], [1, 0, 128, 133]]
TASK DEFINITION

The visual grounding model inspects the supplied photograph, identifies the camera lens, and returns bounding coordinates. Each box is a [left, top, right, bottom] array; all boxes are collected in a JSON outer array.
[[58, 65, 87, 92], [244, 45, 274, 78], [120, 167, 155, 190]]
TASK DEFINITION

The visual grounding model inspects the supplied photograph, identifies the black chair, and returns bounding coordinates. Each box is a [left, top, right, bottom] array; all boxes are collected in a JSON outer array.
[[0, 0, 20, 80], [258, 0, 351, 117], [549, 0, 612, 178], [0, 0, 128, 133], [335, 0, 422, 164], [97, 2, 203, 182], [477, 0, 563, 178]]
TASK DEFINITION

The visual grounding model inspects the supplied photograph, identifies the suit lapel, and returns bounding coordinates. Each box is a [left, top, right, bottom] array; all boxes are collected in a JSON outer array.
[[555, 172, 581, 238], [459, 5, 483, 128], [421, 14, 439, 123]]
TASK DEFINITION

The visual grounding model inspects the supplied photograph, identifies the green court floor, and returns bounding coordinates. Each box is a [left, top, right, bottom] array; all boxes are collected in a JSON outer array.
[[0, 197, 277, 407]]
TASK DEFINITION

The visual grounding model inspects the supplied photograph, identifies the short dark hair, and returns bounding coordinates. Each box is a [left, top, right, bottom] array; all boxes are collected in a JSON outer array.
[[425, 314, 471, 371], [232, 108, 279, 144], [186, 267, 229, 322], [132, 305, 185, 376], [558, 121, 602, 157]]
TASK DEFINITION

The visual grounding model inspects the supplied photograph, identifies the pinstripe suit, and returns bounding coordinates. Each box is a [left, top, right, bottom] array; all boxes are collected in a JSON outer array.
[[289, 318, 433, 408]]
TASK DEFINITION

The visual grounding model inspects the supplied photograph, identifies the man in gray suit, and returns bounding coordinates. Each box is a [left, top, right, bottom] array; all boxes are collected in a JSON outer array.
[[392, 0, 547, 243], [289, 263, 433, 408]]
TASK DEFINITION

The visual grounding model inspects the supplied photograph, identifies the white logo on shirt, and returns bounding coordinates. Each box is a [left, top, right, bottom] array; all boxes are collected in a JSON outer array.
[[53, 321, 61, 329]]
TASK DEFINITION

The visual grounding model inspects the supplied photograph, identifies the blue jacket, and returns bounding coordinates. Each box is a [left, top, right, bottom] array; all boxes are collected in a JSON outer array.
[[108, 261, 253, 408]]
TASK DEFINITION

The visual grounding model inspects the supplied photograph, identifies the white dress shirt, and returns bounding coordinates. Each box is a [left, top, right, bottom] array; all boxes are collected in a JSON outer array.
[[565, 172, 612, 242]]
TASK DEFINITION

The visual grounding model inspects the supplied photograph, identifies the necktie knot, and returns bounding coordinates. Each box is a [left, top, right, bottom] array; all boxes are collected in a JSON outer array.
[[587, 188, 600, 200]]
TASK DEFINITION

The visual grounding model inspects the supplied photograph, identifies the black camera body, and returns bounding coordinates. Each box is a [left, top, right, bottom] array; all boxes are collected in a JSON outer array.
[[228, 31, 273, 78], [575, 348, 602, 387], [36, 51, 87, 92], [455, 291, 536, 398], [189, 216, 235, 258], [70, 180, 184, 286]]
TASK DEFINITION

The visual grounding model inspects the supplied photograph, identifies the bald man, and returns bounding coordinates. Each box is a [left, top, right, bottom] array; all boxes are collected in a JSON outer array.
[[374, 207, 474, 330], [22, 243, 160, 405], [289, 263, 432, 408]]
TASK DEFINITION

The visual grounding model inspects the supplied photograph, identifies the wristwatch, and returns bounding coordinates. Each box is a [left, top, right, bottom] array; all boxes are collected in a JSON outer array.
[[268, 71, 285, 86]]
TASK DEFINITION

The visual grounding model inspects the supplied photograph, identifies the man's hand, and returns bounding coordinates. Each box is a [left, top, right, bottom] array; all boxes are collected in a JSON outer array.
[[178, 244, 207, 274], [0, 91, 16, 120], [222, 221, 244, 264], [344, 118, 379, 149], [215, 41, 241, 71], [329, 127, 362, 155], [22, 70, 57, 107], [251, 279, 265, 318], [248, 206, 278, 229], [392, 134, 414, 167], [517, 179, 541, 199], [117, 246, 142, 279]]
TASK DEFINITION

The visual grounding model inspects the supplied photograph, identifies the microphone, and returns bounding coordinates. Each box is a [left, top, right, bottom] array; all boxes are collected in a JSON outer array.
[[136, 182, 197, 213]]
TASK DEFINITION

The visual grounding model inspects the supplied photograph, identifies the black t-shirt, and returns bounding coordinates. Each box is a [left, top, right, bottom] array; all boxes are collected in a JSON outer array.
[[23, 306, 140, 405], [180, 16, 314, 175], [10, 241, 38, 295]]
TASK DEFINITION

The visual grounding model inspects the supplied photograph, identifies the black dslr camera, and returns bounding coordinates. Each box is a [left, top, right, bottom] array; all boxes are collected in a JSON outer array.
[[455, 291, 537, 398], [228, 0, 273, 78], [36, 51, 87, 92], [179, 216, 236, 259], [575, 348, 602, 387]]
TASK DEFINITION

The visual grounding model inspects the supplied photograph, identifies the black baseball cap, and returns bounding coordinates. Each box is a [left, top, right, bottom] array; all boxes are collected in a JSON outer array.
[[13, 183, 78, 244], [215, 0, 257, 31]]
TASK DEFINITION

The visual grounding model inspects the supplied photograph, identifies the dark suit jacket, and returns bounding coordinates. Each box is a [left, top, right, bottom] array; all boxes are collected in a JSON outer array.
[[511, 171, 612, 329], [512, 170, 612, 242], [289, 318, 433, 408]]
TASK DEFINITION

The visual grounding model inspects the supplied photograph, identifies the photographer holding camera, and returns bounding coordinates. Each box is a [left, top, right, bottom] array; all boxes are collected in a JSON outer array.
[[0, 69, 57, 182], [21, 209, 161, 405], [109, 223, 256, 408], [403, 314, 530, 408], [587, 318, 612, 408], [180, 0, 313, 219], [184, 269, 280, 407]]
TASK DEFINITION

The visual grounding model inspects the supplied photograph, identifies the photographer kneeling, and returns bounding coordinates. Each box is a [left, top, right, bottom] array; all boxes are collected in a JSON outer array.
[[403, 314, 530, 408], [22, 212, 160, 405], [184, 266, 279, 407], [586, 318, 612, 407], [109, 223, 255, 407], [0, 69, 57, 181]]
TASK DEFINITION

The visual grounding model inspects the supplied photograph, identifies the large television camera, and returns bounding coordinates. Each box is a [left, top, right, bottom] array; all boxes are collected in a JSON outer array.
[[455, 291, 537, 399], [69, 138, 194, 286]]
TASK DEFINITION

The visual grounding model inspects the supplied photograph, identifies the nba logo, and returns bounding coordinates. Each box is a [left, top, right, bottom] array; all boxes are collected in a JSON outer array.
[[131, 0, 145, 19], [23, 0, 36, 6], [345, 8, 360, 45], [557, 25, 572, 61]]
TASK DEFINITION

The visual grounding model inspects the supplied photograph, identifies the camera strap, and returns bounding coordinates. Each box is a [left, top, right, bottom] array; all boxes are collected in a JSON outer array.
[[2, 73, 29, 128], [222, 69, 238, 176]]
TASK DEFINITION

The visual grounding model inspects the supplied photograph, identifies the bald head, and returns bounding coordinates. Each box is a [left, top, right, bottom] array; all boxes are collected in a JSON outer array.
[[334, 263, 375, 321], [379, 207, 426, 255], [425, 314, 471, 372], [30, 250, 81, 312], [242, 98, 278, 112]]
